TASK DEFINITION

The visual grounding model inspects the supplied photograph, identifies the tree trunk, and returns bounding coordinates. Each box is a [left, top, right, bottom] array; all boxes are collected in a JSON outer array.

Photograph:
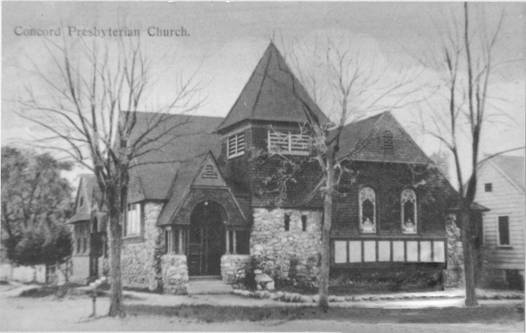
[[460, 207, 478, 306], [318, 157, 333, 312], [107, 191, 125, 317]]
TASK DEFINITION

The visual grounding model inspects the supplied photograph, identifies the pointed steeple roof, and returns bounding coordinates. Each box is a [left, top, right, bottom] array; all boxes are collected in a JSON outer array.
[[217, 42, 330, 133]]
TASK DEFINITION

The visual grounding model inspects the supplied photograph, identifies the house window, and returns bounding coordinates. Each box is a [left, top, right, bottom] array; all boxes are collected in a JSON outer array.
[[227, 132, 245, 159], [268, 130, 311, 155], [359, 187, 376, 233], [301, 215, 307, 232], [383, 130, 394, 153], [284, 214, 290, 231], [401, 189, 417, 234], [76, 238, 81, 254], [484, 183, 492, 192], [125, 203, 142, 236], [498, 216, 510, 246], [79, 197, 84, 208]]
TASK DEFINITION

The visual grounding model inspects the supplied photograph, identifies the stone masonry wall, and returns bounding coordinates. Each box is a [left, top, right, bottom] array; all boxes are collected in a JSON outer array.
[[221, 254, 251, 284], [122, 202, 162, 291], [250, 208, 322, 287], [161, 254, 188, 294]]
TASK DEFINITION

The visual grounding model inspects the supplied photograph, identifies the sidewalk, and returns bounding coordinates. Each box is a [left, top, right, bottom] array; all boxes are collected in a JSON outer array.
[[121, 287, 523, 309], [231, 287, 524, 304], [1, 282, 523, 309]]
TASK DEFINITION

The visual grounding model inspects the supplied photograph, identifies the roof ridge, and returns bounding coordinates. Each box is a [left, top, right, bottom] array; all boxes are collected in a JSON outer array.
[[487, 157, 525, 192], [344, 110, 389, 128], [348, 112, 386, 157], [216, 42, 329, 133], [381, 111, 432, 164], [250, 44, 274, 120]]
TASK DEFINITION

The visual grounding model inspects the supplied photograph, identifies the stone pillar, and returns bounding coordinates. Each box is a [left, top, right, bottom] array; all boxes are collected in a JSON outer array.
[[161, 254, 188, 294]]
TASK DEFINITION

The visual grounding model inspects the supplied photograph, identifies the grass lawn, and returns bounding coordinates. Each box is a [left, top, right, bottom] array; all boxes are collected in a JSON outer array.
[[1, 286, 523, 332], [124, 303, 524, 324]]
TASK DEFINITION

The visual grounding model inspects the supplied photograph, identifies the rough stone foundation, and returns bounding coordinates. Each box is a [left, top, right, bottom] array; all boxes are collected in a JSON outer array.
[[221, 254, 251, 283], [250, 208, 322, 287], [161, 254, 188, 294]]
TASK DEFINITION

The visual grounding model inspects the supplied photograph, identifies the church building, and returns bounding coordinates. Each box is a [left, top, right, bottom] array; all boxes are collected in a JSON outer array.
[[68, 43, 459, 293]]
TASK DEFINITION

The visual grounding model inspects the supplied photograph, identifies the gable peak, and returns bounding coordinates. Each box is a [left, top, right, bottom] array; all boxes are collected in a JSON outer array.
[[216, 41, 329, 133]]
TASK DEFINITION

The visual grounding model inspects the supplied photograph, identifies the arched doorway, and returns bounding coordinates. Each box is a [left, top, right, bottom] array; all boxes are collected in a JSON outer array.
[[188, 201, 226, 276]]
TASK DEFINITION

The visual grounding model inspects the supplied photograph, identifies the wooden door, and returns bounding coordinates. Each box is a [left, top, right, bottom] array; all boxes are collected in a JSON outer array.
[[188, 227, 204, 275]]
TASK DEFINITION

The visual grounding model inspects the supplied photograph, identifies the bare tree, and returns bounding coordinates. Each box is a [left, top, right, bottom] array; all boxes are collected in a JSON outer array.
[[265, 37, 424, 311], [16, 34, 203, 316], [419, 2, 506, 306]]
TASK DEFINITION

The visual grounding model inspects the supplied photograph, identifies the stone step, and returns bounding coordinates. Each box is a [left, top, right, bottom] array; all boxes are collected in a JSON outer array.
[[187, 278, 233, 295], [189, 275, 221, 280]]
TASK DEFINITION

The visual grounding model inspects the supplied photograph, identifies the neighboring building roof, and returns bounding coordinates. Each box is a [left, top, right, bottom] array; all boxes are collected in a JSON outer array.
[[335, 111, 432, 164], [69, 174, 101, 223], [448, 202, 490, 212], [216, 42, 330, 133], [484, 154, 525, 192], [127, 112, 223, 203]]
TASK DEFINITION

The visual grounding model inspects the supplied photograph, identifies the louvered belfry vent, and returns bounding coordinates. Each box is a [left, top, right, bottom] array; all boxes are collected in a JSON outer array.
[[201, 164, 218, 179], [383, 130, 394, 153]]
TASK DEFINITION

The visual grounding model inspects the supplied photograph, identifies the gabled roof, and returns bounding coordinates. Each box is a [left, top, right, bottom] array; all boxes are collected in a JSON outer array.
[[127, 112, 223, 202], [335, 111, 431, 164], [156, 156, 206, 226], [216, 42, 330, 133], [483, 154, 525, 192], [157, 152, 247, 226], [68, 174, 101, 223]]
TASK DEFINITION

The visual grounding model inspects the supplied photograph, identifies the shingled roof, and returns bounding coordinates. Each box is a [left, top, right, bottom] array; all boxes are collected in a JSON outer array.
[[127, 112, 223, 203], [335, 111, 431, 164], [216, 42, 330, 133]]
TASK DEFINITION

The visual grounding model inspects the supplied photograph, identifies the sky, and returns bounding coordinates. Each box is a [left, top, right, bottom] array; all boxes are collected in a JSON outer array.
[[2, 2, 525, 184]]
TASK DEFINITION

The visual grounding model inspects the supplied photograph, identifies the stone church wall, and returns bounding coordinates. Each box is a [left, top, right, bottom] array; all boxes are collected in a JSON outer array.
[[250, 208, 322, 287], [122, 202, 163, 291]]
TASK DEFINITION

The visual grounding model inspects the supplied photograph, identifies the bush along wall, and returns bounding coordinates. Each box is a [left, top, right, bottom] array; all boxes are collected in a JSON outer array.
[[329, 266, 444, 294]]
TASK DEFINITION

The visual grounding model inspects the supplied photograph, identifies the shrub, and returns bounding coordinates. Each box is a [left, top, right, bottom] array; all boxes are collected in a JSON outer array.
[[8, 222, 72, 267], [244, 256, 258, 291]]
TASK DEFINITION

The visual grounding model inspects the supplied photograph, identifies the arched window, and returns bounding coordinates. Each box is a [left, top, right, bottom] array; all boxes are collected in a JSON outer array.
[[401, 189, 417, 234], [359, 187, 376, 233]]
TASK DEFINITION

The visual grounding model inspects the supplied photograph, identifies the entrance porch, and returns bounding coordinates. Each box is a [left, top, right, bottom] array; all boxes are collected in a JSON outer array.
[[160, 198, 250, 294]]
